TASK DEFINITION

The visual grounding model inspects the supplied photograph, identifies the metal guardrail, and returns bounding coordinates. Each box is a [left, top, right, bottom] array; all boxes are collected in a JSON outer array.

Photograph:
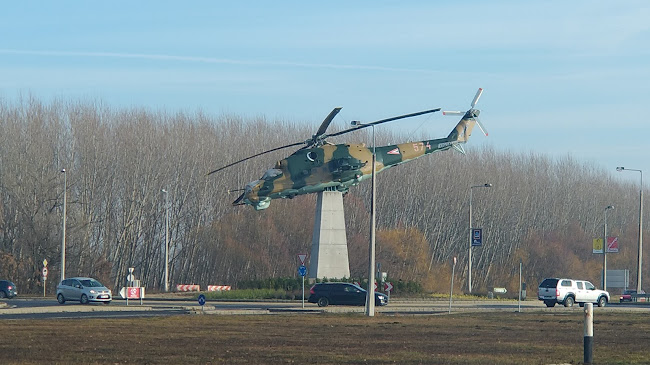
[[632, 293, 650, 302]]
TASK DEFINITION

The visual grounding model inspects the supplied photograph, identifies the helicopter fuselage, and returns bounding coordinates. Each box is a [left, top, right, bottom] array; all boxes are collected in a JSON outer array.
[[240, 136, 455, 210]]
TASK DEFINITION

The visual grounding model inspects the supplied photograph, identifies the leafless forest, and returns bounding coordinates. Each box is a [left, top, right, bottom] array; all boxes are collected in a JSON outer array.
[[0, 96, 646, 294]]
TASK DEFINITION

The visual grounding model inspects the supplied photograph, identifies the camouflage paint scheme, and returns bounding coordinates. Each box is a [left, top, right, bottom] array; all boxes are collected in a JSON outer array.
[[235, 111, 479, 210]]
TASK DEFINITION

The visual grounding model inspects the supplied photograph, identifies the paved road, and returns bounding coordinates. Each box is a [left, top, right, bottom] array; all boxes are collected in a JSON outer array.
[[1, 297, 647, 320]]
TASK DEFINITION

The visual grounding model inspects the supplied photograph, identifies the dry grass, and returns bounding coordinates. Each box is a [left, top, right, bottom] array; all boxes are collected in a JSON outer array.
[[2, 311, 650, 364]]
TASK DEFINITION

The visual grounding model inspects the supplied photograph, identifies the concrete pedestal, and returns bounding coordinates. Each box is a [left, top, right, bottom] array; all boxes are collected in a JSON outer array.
[[309, 191, 350, 280]]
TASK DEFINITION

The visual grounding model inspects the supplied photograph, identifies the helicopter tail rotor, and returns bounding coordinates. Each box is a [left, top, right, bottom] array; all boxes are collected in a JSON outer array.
[[443, 88, 488, 145], [471, 87, 483, 108]]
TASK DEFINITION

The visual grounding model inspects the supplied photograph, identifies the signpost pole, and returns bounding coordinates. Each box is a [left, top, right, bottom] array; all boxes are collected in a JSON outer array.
[[42, 260, 48, 297], [518, 259, 522, 313], [302, 275, 305, 309], [298, 254, 307, 309], [450, 257, 456, 314]]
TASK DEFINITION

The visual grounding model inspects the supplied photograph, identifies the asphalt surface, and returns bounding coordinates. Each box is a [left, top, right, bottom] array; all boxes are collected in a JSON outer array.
[[2, 295, 648, 320]]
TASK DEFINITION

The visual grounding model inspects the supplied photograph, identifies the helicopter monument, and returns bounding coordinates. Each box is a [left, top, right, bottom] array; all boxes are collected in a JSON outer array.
[[208, 88, 488, 280]]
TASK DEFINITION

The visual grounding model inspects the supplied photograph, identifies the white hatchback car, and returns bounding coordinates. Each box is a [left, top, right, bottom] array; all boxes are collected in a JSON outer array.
[[56, 277, 112, 305]]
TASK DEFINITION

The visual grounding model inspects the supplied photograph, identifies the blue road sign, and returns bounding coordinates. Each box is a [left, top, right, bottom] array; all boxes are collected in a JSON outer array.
[[298, 265, 307, 277], [198, 294, 206, 306], [472, 228, 482, 246]]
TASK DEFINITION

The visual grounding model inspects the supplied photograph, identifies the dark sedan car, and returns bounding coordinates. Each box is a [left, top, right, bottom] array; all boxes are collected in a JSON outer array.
[[0, 280, 18, 299], [308, 282, 388, 307]]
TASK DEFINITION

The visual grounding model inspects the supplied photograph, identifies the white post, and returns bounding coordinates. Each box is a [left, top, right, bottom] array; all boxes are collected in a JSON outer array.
[[60, 168, 67, 282], [468, 184, 491, 293], [365, 124, 376, 317], [162, 189, 169, 292], [468, 188, 473, 293], [449, 257, 456, 313], [302, 275, 305, 309], [518, 260, 522, 313], [603, 205, 614, 291], [638, 172, 643, 292], [584, 303, 594, 364], [616, 167, 643, 292]]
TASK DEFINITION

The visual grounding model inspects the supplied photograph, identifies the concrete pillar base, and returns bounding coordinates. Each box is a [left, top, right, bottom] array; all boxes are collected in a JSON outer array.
[[309, 191, 350, 280]]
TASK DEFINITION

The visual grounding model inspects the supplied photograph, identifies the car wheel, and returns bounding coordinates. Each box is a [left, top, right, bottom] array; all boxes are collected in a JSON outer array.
[[57, 293, 66, 304], [579, 303, 584, 307], [317, 297, 329, 307], [0, 290, 6, 299], [564, 296, 574, 307], [80, 294, 89, 304], [598, 296, 607, 307]]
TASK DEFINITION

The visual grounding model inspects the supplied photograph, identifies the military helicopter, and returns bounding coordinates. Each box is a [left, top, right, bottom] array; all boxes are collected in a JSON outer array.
[[208, 88, 488, 210]]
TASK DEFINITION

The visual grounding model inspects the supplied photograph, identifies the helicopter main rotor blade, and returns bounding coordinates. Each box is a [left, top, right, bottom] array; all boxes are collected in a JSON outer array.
[[326, 108, 441, 138], [206, 140, 305, 176], [314, 107, 342, 138], [208, 107, 440, 176]]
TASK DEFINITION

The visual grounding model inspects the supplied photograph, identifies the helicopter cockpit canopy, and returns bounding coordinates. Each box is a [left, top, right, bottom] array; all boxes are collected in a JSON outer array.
[[244, 179, 261, 193], [261, 168, 282, 180]]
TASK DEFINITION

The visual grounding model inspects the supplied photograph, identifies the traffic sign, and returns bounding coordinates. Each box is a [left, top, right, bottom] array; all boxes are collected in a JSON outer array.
[[472, 228, 483, 246], [127, 274, 134, 282], [298, 254, 307, 265], [42, 267, 48, 278], [298, 265, 307, 277], [120, 287, 144, 299], [593, 238, 603, 254], [606, 236, 619, 253], [384, 282, 393, 292], [198, 294, 206, 306], [127, 287, 141, 299], [43, 259, 48, 267]]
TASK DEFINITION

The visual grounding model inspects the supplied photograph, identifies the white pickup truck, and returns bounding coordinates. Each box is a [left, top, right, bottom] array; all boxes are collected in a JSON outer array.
[[538, 278, 609, 308]]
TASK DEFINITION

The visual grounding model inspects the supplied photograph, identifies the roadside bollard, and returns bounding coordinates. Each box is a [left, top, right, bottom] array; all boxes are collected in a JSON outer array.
[[584, 303, 593, 364]]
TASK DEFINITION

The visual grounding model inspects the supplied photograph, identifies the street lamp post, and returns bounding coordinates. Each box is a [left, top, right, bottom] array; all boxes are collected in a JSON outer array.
[[469, 183, 492, 294], [616, 167, 643, 292], [603, 205, 614, 291], [61, 168, 67, 282], [352, 120, 377, 317], [161, 189, 169, 292]]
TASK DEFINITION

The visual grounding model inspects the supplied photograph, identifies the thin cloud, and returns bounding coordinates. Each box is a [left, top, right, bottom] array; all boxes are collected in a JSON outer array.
[[0, 49, 440, 74]]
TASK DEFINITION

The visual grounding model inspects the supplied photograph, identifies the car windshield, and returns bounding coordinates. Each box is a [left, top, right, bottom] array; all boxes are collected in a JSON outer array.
[[79, 279, 104, 287]]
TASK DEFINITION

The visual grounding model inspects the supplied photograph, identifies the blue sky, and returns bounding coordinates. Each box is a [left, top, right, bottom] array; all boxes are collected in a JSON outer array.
[[2, 1, 649, 185]]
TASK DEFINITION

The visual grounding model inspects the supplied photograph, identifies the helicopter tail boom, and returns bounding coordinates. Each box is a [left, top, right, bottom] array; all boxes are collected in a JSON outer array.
[[446, 115, 478, 144]]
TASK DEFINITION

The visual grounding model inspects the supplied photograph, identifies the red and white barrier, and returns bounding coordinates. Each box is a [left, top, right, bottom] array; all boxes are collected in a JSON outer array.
[[176, 284, 200, 292], [207, 285, 231, 291]]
